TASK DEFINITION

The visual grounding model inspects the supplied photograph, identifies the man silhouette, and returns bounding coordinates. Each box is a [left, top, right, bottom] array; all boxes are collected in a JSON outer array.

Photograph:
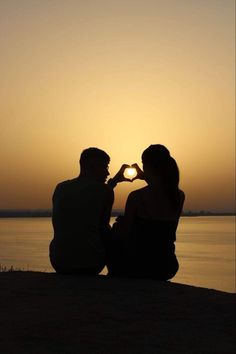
[[49, 147, 127, 275]]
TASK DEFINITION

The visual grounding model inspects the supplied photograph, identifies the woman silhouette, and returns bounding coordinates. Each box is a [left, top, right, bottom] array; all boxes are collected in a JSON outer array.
[[107, 144, 185, 280]]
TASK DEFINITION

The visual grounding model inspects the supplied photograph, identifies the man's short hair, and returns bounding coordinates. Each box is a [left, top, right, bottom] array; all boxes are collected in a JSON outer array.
[[80, 147, 110, 168]]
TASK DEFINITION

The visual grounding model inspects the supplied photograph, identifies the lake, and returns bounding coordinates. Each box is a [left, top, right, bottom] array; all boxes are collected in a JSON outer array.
[[0, 216, 235, 293]]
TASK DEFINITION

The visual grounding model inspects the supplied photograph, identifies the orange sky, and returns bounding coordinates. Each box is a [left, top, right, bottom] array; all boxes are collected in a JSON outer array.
[[0, 0, 235, 212]]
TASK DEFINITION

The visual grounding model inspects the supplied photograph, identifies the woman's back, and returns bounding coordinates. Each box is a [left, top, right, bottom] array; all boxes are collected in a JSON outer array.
[[134, 186, 185, 221], [108, 186, 184, 280]]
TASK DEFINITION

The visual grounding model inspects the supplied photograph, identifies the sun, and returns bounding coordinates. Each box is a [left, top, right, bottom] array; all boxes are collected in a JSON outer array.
[[124, 167, 137, 179]]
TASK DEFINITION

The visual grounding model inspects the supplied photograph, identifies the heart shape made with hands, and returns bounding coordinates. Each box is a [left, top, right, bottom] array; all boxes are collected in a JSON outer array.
[[123, 165, 137, 179]]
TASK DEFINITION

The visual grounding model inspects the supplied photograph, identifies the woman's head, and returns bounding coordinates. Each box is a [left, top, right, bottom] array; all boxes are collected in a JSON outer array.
[[142, 144, 180, 207], [141, 144, 170, 168]]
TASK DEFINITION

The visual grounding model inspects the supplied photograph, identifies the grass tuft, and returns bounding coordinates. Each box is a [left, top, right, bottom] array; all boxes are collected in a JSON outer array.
[[0, 264, 24, 272]]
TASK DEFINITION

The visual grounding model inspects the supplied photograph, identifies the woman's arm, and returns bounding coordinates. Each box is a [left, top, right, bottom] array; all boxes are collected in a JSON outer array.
[[107, 164, 132, 189]]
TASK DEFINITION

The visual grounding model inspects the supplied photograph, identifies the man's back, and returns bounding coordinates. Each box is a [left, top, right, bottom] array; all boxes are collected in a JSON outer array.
[[50, 176, 114, 272]]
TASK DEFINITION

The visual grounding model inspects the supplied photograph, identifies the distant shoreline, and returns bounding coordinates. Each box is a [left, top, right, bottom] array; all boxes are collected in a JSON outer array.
[[0, 209, 235, 218]]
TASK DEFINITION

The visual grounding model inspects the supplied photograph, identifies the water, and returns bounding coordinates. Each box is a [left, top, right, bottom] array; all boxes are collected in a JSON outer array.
[[0, 216, 235, 293]]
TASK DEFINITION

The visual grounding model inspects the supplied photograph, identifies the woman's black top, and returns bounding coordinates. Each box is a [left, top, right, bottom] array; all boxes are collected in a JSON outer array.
[[109, 216, 179, 280]]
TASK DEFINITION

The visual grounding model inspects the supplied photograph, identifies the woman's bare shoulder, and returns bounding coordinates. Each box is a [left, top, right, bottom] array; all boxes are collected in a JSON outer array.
[[128, 186, 148, 199]]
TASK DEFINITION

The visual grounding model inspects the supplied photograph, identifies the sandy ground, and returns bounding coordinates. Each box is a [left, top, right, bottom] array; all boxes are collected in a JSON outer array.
[[0, 272, 235, 354]]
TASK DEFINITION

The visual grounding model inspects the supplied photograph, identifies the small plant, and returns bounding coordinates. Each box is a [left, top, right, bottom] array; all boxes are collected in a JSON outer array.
[[0, 264, 23, 272]]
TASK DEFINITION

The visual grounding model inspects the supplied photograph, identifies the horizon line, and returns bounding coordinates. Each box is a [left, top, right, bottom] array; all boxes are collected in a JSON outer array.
[[0, 209, 235, 217]]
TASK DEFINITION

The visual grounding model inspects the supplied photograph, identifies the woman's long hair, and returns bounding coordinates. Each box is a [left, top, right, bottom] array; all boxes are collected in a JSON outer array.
[[142, 145, 180, 210]]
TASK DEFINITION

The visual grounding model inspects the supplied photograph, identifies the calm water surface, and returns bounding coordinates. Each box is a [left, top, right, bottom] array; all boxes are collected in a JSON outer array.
[[0, 216, 235, 293]]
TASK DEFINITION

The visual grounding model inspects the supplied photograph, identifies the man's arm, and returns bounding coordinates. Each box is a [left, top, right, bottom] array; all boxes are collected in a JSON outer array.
[[107, 164, 131, 189]]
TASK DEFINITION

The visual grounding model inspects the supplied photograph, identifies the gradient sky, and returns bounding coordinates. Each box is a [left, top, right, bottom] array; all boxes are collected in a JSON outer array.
[[0, 0, 235, 212]]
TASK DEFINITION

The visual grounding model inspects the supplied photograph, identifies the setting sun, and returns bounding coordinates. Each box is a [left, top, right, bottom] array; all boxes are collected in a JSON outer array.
[[124, 167, 137, 179]]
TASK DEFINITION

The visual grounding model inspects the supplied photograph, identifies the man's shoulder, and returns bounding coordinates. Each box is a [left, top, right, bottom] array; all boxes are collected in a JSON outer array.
[[87, 181, 114, 203], [92, 181, 114, 198], [54, 178, 78, 192], [54, 177, 113, 198], [103, 182, 114, 196], [128, 186, 147, 198]]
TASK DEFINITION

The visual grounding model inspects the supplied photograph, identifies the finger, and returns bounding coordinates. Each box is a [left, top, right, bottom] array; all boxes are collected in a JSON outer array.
[[117, 164, 129, 174], [131, 163, 142, 172]]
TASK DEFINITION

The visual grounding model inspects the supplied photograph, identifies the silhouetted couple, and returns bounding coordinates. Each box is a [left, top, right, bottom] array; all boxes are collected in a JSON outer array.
[[49, 145, 185, 280]]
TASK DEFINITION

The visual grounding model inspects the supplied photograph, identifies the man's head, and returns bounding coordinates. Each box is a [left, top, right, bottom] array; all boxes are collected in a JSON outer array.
[[79, 147, 110, 182]]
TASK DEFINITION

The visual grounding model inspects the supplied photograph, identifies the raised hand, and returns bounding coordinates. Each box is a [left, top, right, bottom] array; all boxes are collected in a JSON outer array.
[[130, 163, 145, 181], [113, 164, 132, 183]]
